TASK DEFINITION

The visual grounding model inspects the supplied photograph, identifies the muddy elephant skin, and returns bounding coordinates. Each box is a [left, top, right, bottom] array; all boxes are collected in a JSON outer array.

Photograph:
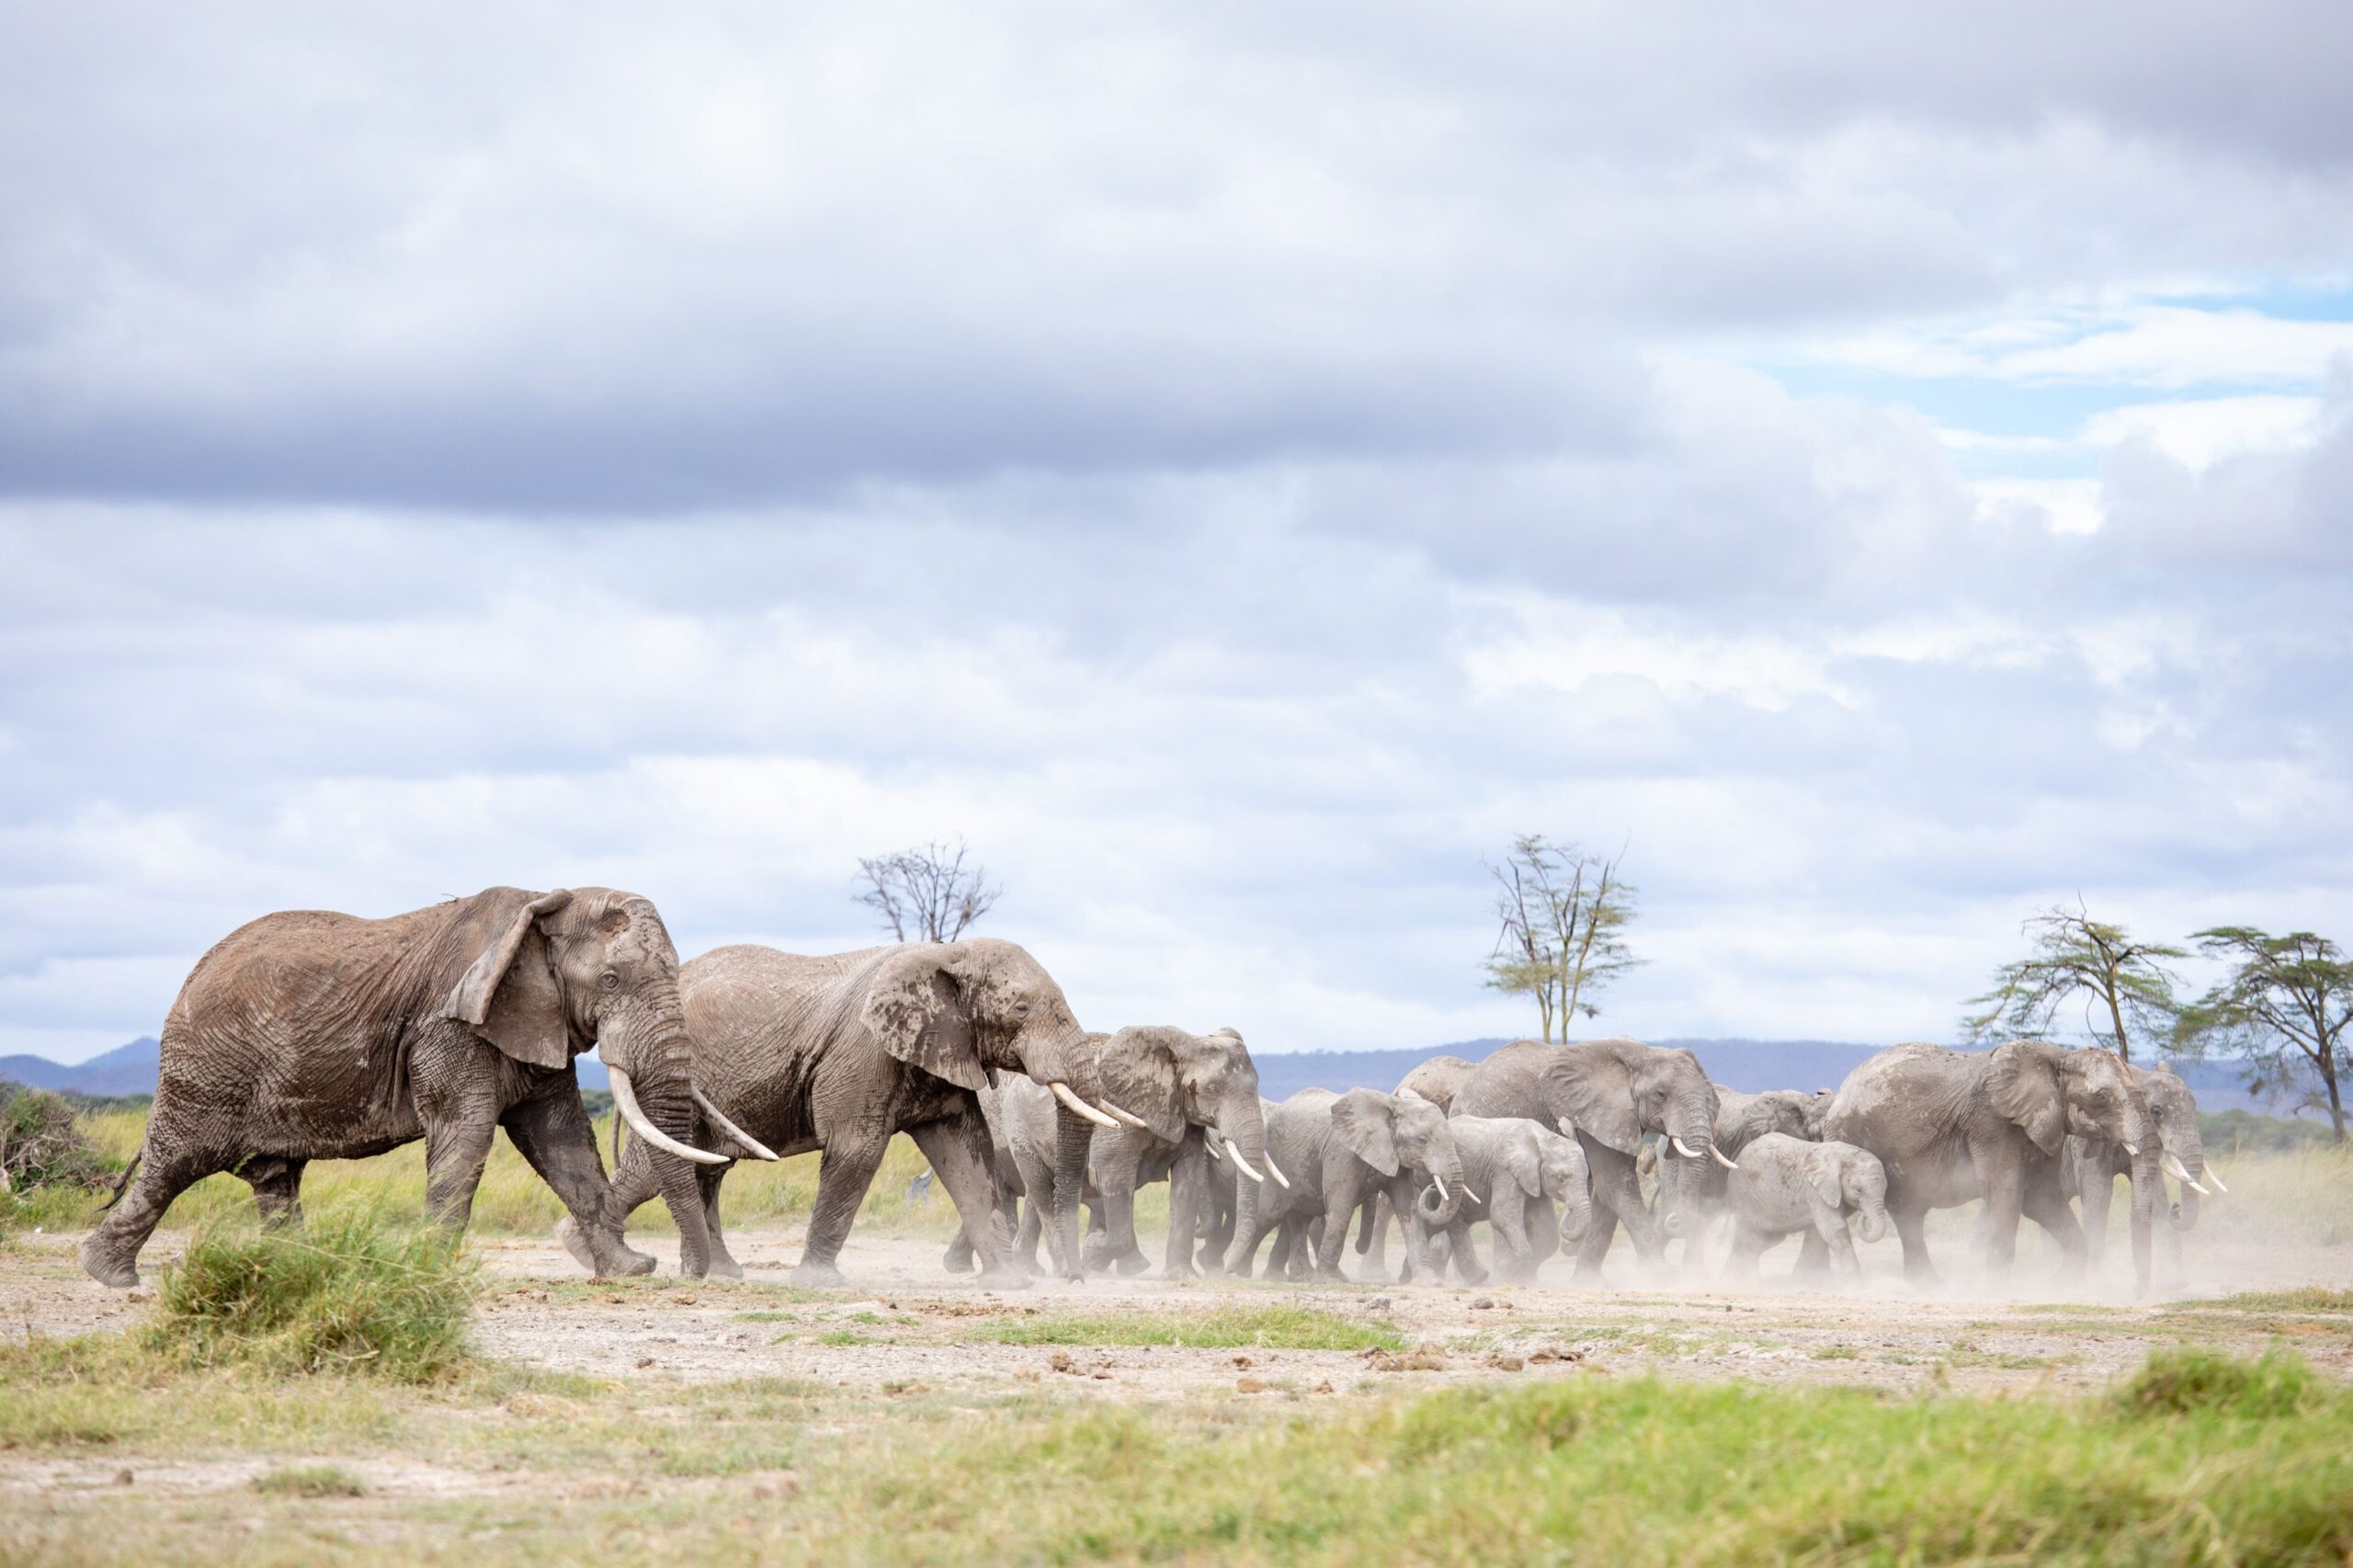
[[83, 886, 718, 1289]]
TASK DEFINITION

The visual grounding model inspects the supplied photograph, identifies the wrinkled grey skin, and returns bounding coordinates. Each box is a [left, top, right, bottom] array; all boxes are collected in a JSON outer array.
[[1722, 1133, 1889, 1281], [1643, 1085, 1825, 1266], [85, 887, 708, 1289], [1427, 1116, 1594, 1284], [2066, 1062, 2205, 1290], [1080, 1026, 1270, 1279], [938, 1076, 1030, 1277], [1454, 1039, 1723, 1282], [1230, 1088, 1467, 1283], [1361, 1055, 1483, 1274], [609, 938, 1100, 1287], [1824, 1040, 2149, 1286]]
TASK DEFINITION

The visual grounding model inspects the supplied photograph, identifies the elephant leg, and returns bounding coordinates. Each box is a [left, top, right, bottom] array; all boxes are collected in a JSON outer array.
[[1892, 1201, 1938, 1284], [698, 1164, 744, 1279], [82, 1143, 229, 1289], [1361, 1190, 1392, 1274], [1725, 1221, 1766, 1282], [422, 1115, 500, 1233], [1012, 1152, 1056, 1275], [1572, 1207, 1620, 1286], [2078, 1169, 2112, 1265], [1447, 1214, 1488, 1284], [1794, 1228, 1831, 1278], [1586, 1144, 1662, 1264], [911, 1116, 1028, 1289], [1976, 1162, 2027, 1277], [240, 1155, 307, 1229], [794, 1133, 891, 1288], [2021, 1176, 2087, 1279], [1228, 1204, 1275, 1279], [1395, 1180, 1446, 1284], [1313, 1177, 1360, 1281], [1014, 1191, 1045, 1273], [1161, 1151, 1204, 1281], [503, 1085, 660, 1278]]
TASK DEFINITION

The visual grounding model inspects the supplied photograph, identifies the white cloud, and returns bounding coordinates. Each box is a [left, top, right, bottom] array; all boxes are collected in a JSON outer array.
[[2078, 394, 2325, 469]]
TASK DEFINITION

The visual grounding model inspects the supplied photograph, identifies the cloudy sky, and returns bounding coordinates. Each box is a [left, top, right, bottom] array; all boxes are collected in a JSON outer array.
[[5, 4, 2350, 1063]]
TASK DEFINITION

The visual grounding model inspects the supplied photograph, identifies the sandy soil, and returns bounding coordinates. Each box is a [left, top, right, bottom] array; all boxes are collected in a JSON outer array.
[[9, 1220, 2351, 1410]]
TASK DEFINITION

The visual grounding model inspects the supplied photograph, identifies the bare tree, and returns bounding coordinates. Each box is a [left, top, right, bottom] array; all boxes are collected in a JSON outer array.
[[1483, 835, 1640, 1042], [1961, 900, 2186, 1064], [856, 839, 1003, 944]]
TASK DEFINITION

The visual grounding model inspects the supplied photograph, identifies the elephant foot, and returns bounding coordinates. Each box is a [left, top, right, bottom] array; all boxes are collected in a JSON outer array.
[[975, 1265, 1036, 1290], [791, 1258, 851, 1290], [941, 1241, 977, 1274], [708, 1252, 745, 1281], [1312, 1267, 1349, 1285], [1160, 1263, 1200, 1283], [554, 1216, 597, 1273], [1112, 1249, 1149, 1277], [1571, 1264, 1612, 1289], [79, 1237, 140, 1290]]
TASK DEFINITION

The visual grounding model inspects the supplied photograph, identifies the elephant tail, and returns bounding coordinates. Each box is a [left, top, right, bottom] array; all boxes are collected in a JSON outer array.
[[95, 1149, 143, 1213]]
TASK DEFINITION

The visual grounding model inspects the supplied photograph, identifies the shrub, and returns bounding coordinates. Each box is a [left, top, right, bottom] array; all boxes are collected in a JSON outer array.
[[252, 1464, 368, 1497], [147, 1202, 479, 1382], [2113, 1348, 2318, 1419], [0, 1078, 121, 1193]]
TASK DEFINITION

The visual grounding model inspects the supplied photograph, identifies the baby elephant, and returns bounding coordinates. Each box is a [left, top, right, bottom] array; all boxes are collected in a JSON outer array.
[[1722, 1133, 1889, 1281]]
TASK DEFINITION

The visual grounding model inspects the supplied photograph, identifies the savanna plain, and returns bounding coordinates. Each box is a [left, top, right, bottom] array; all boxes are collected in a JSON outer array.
[[5, 1110, 2353, 1565]]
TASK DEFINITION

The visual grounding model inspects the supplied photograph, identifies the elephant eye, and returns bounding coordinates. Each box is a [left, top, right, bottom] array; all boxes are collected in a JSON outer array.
[[599, 971, 620, 992], [1014, 1001, 1031, 1017]]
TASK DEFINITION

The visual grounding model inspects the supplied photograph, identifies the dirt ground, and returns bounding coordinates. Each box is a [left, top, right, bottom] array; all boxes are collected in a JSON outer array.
[[9, 1218, 2352, 1411]]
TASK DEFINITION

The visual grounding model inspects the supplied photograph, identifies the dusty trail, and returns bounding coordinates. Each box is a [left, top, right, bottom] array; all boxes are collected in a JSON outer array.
[[8, 1221, 2350, 1404]]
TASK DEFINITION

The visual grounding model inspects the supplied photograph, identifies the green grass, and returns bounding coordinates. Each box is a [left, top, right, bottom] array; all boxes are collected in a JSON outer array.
[[2113, 1347, 2319, 1418], [251, 1463, 367, 1497], [146, 1202, 478, 1381], [2166, 1287, 2353, 1315], [972, 1304, 1405, 1352]]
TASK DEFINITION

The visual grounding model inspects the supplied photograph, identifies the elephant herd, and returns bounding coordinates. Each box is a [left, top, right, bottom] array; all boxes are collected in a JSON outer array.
[[78, 885, 2222, 1298]]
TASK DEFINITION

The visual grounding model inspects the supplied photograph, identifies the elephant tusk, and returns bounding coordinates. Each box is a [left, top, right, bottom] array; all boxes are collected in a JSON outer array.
[[2160, 1151, 2211, 1196], [1263, 1153, 1290, 1188], [1709, 1143, 1740, 1172], [1227, 1147, 1267, 1185], [691, 1086, 780, 1162], [1458, 1182, 1482, 1207], [1051, 1082, 1120, 1130], [608, 1068, 729, 1165], [2120, 1141, 2138, 1157], [1098, 1099, 1154, 1131], [1203, 1134, 1226, 1163], [2202, 1160, 2228, 1194], [1671, 1136, 1701, 1160]]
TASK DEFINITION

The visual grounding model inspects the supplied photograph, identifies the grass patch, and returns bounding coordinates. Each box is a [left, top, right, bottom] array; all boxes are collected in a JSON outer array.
[[2167, 1287, 2353, 1316], [2113, 1347, 2319, 1419], [973, 1305, 1404, 1352], [251, 1463, 367, 1497], [147, 1202, 477, 1382]]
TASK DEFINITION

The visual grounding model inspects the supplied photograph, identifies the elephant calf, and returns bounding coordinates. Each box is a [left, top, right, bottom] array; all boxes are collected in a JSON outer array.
[[1430, 1116, 1593, 1285], [1721, 1133, 1889, 1282], [1234, 1088, 1465, 1284]]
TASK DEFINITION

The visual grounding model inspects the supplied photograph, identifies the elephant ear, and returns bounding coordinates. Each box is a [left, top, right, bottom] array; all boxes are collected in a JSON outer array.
[[443, 890, 574, 1070], [1540, 1044, 1643, 1153], [1806, 1146, 1845, 1210], [1330, 1089, 1401, 1177], [1506, 1127, 1545, 1199], [1985, 1040, 2067, 1155], [862, 946, 986, 1093], [1099, 1028, 1188, 1144]]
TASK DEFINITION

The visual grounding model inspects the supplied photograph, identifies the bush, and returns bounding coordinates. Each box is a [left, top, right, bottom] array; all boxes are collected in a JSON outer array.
[[2199, 1108, 2338, 1154], [2113, 1348, 2318, 1419], [147, 1202, 479, 1382], [0, 1078, 121, 1193]]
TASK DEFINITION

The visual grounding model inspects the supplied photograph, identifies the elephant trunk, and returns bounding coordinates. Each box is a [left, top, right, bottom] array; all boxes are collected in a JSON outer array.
[[1219, 1114, 1271, 1277], [606, 1006, 715, 1278], [1853, 1202, 1889, 1244], [2166, 1114, 2207, 1233], [1415, 1152, 1465, 1231], [2125, 1130, 2161, 1294], [1656, 1102, 1716, 1238], [1556, 1176, 1594, 1247]]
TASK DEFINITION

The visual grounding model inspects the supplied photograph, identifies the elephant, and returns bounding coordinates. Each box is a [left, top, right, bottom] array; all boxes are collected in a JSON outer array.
[[82, 886, 729, 1289], [938, 1076, 1027, 1277], [1824, 1040, 2149, 1286], [1721, 1133, 1889, 1282], [2065, 1062, 2219, 1290], [1452, 1038, 1727, 1283], [1229, 1088, 1466, 1283], [1643, 1086, 1825, 1265], [1393, 1055, 1480, 1113], [1074, 1026, 1275, 1279], [608, 937, 1118, 1286], [1425, 1115, 1593, 1284]]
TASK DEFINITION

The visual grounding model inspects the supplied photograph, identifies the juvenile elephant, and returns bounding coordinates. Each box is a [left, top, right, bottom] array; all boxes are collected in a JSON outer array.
[[1453, 1038, 1728, 1282], [1233, 1088, 1466, 1283], [2066, 1062, 2219, 1289], [1721, 1133, 1889, 1281], [1645, 1086, 1825, 1264], [84, 886, 729, 1289], [1824, 1040, 2149, 1286], [1428, 1115, 1593, 1283], [609, 938, 1120, 1287]]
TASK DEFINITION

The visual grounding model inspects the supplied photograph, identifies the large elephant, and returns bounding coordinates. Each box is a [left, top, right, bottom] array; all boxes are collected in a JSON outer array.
[[1232, 1088, 1466, 1283], [1722, 1133, 1890, 1282], [2066, 1062, 2217, 1290], [1393, 1055, 1480, 1113], [1427, 1115, 1593, 1284], [83, 886, 726, 1289], [1824, 1040, 2148, 1285], [608, 937, 1116, 1287], [1453, 1038, 1727, 1282]]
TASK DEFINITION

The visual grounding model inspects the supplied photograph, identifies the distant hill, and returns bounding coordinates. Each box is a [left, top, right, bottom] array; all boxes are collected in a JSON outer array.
[[0, 1035, 2279, 1114]]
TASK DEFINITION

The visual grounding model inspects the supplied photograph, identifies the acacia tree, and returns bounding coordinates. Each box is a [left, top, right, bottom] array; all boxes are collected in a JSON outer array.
[[1961, 901, 2186, 1064], [1483, 835, 1640, 1042], [856, 839, 1002, 943], [2177, 926, 2353, 1145]]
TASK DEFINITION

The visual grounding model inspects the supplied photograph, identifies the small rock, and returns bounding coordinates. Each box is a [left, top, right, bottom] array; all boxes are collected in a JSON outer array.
[[114, 1469, 133, 1486], [1527, 1346, 1586, 1365], [1231, 1354, 1254, 1369], [1487, 1354, 1525, 1372], [1090, 1369, 1113, 1381], [1471, 1297, 1495, 1311], [1312, 1380, 1336, 1394], [674, 1294, 698, 1306], [1235, 1375, 1267, 1393], [126, 1291, 151, 1304], [1048, 1350, 1077, 1374], [1367, 1296, 1392, 1312]]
